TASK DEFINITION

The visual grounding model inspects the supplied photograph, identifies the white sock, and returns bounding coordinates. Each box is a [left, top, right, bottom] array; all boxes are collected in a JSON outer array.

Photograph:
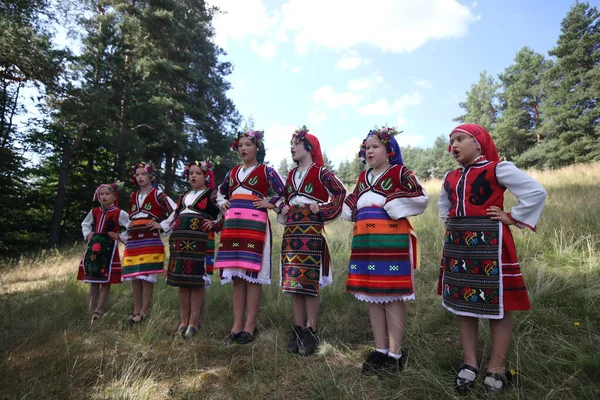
[[388, 351, 402, 360], [375, 348, 389, 355]]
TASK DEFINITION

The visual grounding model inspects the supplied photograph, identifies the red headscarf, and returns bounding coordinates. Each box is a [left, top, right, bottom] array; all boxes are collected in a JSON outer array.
[[304, 133, 325, 167], [449, 124, 500, 162], [93, 183, 119, 207]]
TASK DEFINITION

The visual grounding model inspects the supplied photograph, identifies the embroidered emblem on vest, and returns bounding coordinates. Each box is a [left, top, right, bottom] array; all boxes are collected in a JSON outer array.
[[229, 177, 234, 186], [287, 185, 293, 193], [359, 182, 366, 191], [131, 204, 137, 212], [304, 183, 314, 194], [144, 203, 152, 210], [380, 178, 392, 191], [248, 176, 258, 186]]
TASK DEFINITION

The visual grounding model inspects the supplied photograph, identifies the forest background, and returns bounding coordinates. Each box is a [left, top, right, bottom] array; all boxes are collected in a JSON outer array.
[[1, 0, 599, 256]]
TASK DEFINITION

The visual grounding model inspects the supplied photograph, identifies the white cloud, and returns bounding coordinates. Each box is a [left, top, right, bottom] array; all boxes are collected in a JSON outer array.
[[282, 60, 288, 68], [336, 52, 371, 70], [308, 110, 328, 126], [250, 39, 277, 58], [291, 66, 302, 73], [208, 0, 279, 49], [396, 134, 424, 147], [263, 123, 297, 166], [357, 92, 422, 116], [415, 79, 433, 88], [347, 75, 383, 91], [280, 0, 478, 54], [329, 137, 363, 167], [313, 86, 364, 109]]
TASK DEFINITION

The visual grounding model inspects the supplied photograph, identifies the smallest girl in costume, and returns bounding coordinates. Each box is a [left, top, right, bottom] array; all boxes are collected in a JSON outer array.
[[123, 162, 176, 325], [342, 127, 428, 376], [167, 161, 221, 339], [78, 183, 129, 322], [438, 124, 546, 393]]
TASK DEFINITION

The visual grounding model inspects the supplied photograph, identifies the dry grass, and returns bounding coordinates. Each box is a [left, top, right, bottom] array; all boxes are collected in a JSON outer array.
[[1, 163, 599, 399]]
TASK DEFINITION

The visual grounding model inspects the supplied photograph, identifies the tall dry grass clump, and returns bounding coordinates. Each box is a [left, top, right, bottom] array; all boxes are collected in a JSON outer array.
[[1, 163, 599, 399]]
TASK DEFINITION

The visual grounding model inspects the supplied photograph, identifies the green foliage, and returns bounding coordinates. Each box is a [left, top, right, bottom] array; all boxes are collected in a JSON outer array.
[[454, 70, 501, 131]]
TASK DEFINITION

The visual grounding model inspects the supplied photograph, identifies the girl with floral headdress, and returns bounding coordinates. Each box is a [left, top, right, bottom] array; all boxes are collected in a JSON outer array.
[[277, 126, 347, 356], [78, 183, 129, 323], [215, 130, 285, 345], [438, 124, 546, 393], [342, 127, 429, 376], [167, 160, 221, 339], [122, 162, 176, 325]]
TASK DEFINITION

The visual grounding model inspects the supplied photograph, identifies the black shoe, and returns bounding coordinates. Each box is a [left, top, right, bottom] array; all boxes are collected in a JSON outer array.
[[286, 325, 304, 354], [299, 327, 319, 356], [455, 364, 479, 394], [383, 352, 406, 375], [222, 331, 241, 346], [484, 369, 513, 391], [361, 350, 388, 376], [236, 330, 255, 345], [174, 325, 186, 336], [183, 326, 198, 340]]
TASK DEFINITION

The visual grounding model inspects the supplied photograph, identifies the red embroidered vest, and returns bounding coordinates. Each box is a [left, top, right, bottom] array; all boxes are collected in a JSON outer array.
[[356, 164, 403, 198], [175, 188, 220, 220], [284, 164, 329, 203], [443, 160, 505, 217], [91, 206, 122, 233], [227, 164, 270, 197], [129, 188, 168, 220]]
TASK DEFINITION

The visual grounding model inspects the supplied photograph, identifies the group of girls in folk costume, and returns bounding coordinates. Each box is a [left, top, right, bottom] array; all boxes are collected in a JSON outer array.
[[214, 131, 286, 345], [123, 162, 177, 325], [75, 122, 546, 393], [437, 123, 546, 392], [277, 127, 346, 355], [78, 183, 129, 322], [167, 161, 221, 339], [343, 128, 429, 375]]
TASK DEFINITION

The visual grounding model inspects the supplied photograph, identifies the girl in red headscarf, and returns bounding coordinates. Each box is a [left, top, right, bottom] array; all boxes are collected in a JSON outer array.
[[438, 124, 547, 393], [167, 161, 221, 340], [277, 126, 347, 356], [78, 183, 129, 323]]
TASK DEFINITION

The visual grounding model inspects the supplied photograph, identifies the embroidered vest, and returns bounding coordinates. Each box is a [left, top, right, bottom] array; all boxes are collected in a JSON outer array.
[[91, 206, 122, 233], [356, 164, 403, 198], [227, 164, 270, 197], [443, 160, 505, 217], [129, 188, 168, 220], [284, 164, 329, 203], [175, 188, 220, 220]]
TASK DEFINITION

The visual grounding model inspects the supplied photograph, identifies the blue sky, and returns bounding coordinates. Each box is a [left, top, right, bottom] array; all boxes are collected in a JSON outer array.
[[208, 0, 592, 167]]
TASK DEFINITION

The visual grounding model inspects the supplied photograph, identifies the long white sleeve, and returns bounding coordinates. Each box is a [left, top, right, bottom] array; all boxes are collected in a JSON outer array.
[[496, 162, 547, 230], [81, 210, 94, 240]]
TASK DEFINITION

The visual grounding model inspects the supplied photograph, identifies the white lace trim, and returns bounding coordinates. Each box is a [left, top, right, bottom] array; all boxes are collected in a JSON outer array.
[[220, 273, 271, 286], [353, 293, 415, 303], [122, 274, 158, 283]]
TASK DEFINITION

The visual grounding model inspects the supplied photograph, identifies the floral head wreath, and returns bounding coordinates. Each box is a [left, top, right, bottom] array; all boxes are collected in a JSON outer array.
[[358, 127, 403, 165], [93, 183, 119, 207], [130, 162, 157, 188], [291, 126, 313, 151], [184, 160, 215, 189], [230, 130, 266, 163]]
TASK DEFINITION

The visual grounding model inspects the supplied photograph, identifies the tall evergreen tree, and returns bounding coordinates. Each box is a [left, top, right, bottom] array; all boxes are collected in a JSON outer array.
[[495, 47, 551, 162], [538, 2, 600, 166], [454, 71, 501, 131]]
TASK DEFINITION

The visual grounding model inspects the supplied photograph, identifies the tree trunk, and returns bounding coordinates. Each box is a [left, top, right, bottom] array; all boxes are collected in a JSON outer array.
[[48, 145, 73, 248]]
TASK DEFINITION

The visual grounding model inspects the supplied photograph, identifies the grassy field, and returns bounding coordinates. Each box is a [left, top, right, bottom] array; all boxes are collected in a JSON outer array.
[[1, 163, 599, 399]]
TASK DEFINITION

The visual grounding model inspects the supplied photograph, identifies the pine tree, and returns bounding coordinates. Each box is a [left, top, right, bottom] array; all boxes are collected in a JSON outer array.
[[538, 2, 600, 166], [454, 71, 501, 131], [495, 47, 551, 162]]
